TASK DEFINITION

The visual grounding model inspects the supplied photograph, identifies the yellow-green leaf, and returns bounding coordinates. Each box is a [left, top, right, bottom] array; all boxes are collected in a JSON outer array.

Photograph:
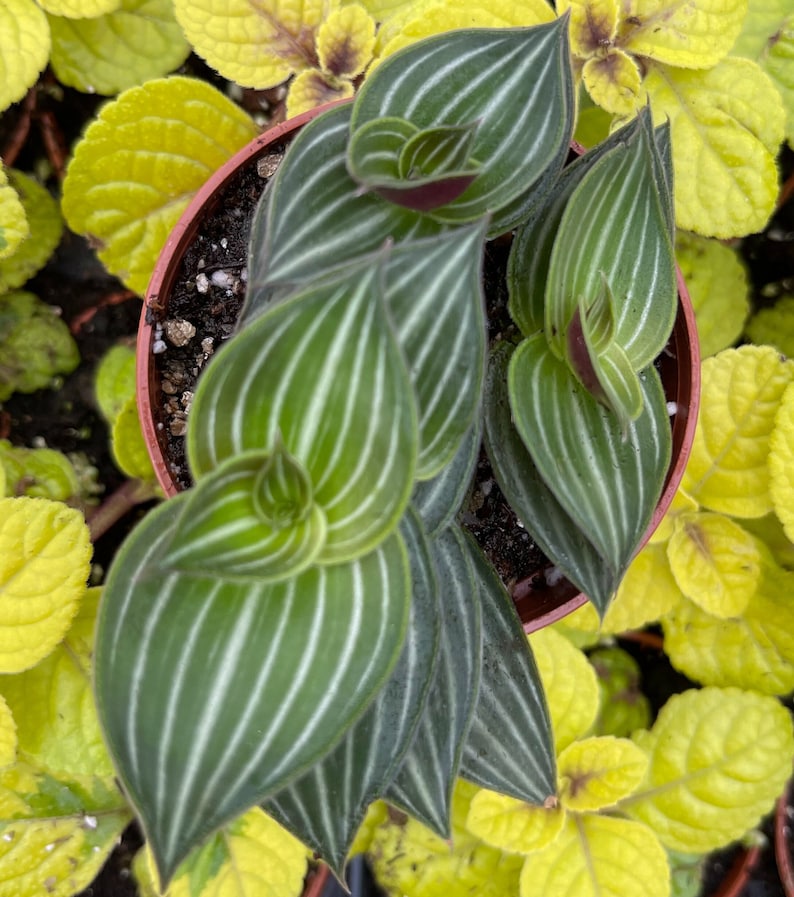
[[137, 807, 308, 897], [745, 294, 794, 359], [582, 48, 642, 117], [731, 0, 794, 146], [0, 587, 116, 780], [111, 394, 157, 482], [625, 687, 794, 853], [557, 736, 648, 812], [770, 381, 794, 542], [0, 497, 91, 673], [48, 0, 190, 96], [173, 0, 331, 89], [682, 345, 794, 517], [558, 0, 618, 57], [0, 764, 129, 897], [675, 232, 749, 357], [0, 695, 16, 769], [37, 0, 120, 17], [286, 68, 355, 118], [572, 101, 613, 149], [0, 166, 28, 262], [519, 814, 669, 897], [317, 4, 375, 77], [648, 489, 699, 545], [61, 76, 257, 294], [666, 512, 761, 617], [742, 512, 794, 570], [94, 343, 136, 425], [619, 0, 747, 69], [0, 0, 50, 114], [348, 800, 389, 857], [529, 629, 599, 753], [465, 789, 565, 855], [0, 170, 63, 293], [663, 556, 794, 695], [368, 780, 524, 897], [643, 58, 784, 237]]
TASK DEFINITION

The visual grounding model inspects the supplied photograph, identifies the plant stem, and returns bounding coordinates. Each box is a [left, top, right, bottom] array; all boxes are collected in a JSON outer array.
[[86, 479, 159, 542]]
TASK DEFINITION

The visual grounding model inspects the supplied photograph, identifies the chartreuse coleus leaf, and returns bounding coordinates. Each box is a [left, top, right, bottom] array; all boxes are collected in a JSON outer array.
[[95, 344, 136, 425], [0, 765, 130, 897], [746, 294, 794, 359], [0, 694, 14, 765], [0, 170, 63, 293], [682, 345, 794, 518], [770, 382, 794, 542], [0, 0, 50, 115], [368, 779, 524, 897], [623, 687, 794, 853], [465, 788, 565, 855], [543, 116, 676, 426], [96, 490, 410, 886], [385, 526, 481, 838], [675, 232, 749, 357], [0, 439, 81, 502], [529, 629, 599, 754], [188, 258, 417, 563], [48, 0, 190, 96], [459, 534, 556, 806], [519, 814, 669, 897], [732, 0, 794, 146], [508, 335, 671, 607], [62, 77, 257, 294], [349, 20, 573, 232], [0, 165, 28, 262], [134, 807, 308, 897], [38, 0, 120, 18], [557, 736, 648, 812], [0, 497, 91, 673], [663, 551, 794, 695], [0, 291, 79, 402], [263, 510, 439, 875], [484, 343, 617, 611], [641, 58, 784, 237], [743, 512, 794, 570]]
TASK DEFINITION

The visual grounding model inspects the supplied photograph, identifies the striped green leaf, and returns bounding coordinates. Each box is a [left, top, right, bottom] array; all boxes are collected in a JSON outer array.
[[459, 532, 556, 804], [95, 495, 410, 886], [164, 448, 326, 581], [263, 509, 440, 876], [187, 258, 418, 564], [412, 420, 480, 537], [244, 104, 446, 307], [385, 525, 482, 838], [508, 334, 671, 592], [483, 343, 617, 611], [349, 20, 574, 233]]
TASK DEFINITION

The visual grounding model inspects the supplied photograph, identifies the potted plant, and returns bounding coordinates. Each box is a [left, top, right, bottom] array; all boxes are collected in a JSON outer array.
[[91, 16, 699, 894]]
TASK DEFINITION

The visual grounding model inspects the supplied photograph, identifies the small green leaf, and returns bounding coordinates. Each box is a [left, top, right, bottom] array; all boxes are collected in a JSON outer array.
[[399, 123, 479, 180], [0, 165, 28, 262], [557, 736, 648, 812], [62, 76, 257, 294], [94, 343, 136, 425], [745, 294, 794, 358], [48, 0, 190, 96], [589, 647, 651, 738], [624, 688, 794, 853], [0, 439, 81, 502], [0, 0, 50, 114], [111, 395, 158, 483]]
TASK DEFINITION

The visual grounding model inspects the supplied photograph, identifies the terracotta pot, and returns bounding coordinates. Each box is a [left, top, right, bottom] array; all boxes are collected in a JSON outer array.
[[137, 102, 700, 633]]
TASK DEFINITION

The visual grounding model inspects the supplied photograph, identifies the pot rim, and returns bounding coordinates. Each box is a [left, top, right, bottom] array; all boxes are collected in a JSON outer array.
[[137, 102, 701, 633]]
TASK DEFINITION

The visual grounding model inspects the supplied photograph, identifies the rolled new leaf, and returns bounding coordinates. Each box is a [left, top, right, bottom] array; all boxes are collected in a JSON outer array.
[[95, 494, 411, 887], [187, 257, 418, 564], [348, 19, 574, 233]]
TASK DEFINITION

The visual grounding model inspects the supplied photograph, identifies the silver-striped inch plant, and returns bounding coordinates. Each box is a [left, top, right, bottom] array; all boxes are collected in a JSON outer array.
[[94, 16, 678, 891]]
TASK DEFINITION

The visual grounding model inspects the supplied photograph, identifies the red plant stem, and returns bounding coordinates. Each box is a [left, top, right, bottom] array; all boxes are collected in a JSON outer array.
[[69, 290, 138, 335], [36, 106, 68, 181], [1, 88, 36, 167], [776, 780, 794, 897], [778, 168, 794, 213], [85, 479, 158, 542], [619, 630, 664, 651]]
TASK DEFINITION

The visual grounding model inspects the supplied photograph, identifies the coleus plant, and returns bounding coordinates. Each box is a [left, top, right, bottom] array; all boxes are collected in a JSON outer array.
[[93, 16, 678, 890]]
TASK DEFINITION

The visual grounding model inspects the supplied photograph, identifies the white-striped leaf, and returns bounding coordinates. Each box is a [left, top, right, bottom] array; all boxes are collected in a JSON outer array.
[[95, 494, 411, 886], [349, 20, 574, 234], [244, 104, 447, 307], [263, 509, 440, 876], [483, 343, 617, 612], [384, 525, 482, 838], [164, 448, 326, 580], [545, 117, 676, 374], [458, 531, 557, 804], [412, 420, 480, 537], [508, 333, 671, 588], [384, 224, 486, 478], [187, 258, 418, 564]]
